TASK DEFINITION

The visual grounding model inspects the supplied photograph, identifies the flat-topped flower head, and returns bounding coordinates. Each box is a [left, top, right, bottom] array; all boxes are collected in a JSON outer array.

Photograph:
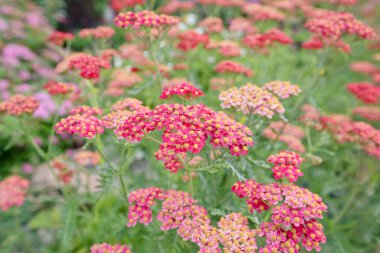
[[70, 106, 103, 116], [160, 83, 204, 100], [154, 147, 185, 173], [243, 3, 285, 21], [0, 175, 29, 211], [353, 106, 380, 122], [0, 94, 39, 116], [55, 112, 104, 139], [176, 30, 209, 51], [268, 151, 304, 182], [114, 10, 178, 29], [111, 98, 149, 112], [48, 31, 74, 46], [90, 243, 132, 253], [78, 26, 115, 39], [243, 29, 292, 49], [102, 110, 133, 129], [215, 60, 253, 77], [43, 80, 74, 96], [346, 82, 380, 104], [69, 55, 110, 79], [219, 83, 285, 118], [263, 80, 301, 99]]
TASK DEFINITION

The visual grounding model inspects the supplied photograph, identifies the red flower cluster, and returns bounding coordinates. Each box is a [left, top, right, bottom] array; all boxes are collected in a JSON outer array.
[[55, 106, 104, 139], [243, 3, 285, 21], [353, 106, 380, 122], [176, 30, 209, 51], [0, 94, 39, 116], [243, 29, 292, 49], [268, 151, 304, 182], [69, 55, 110, 79], [90, 243, 132, 253], [43, 80, 74, 96], [346, 82, 380, 104], [154, 147, 185, 172], [160, 83, 204, 100], [232, 180, 327, 252], [48, 31, 74, 46], [115, 103, 253, 171], [215, 60, 253, 77], [110, 0, 145, 12], [78, 26, 115, 39], [114, 10, 178, 29], [0, 175, 29, 211]]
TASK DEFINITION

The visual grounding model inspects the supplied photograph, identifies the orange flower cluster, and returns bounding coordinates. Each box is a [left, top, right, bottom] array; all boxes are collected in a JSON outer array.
[[43, 80, 74, 96], [114, 10, 178, 29], [243, 29, 292, 49], [78, 26, 115, 39], [215, 60, 253, 77], [0, 94, 39, 116], [219, 83, 285, 118]]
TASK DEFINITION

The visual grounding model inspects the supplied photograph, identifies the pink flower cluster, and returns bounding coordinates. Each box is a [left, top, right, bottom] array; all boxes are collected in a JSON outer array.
[[114, 10, 178, 29], [353, 106, 380, 122], [263, 121, 305, 153], [263, 80, 301, 99], [243, 3, 285, 21], [243, 29, 292, 49], [69, 55, 110, 79], [43, 80, 73, 96], [110, 0, 145, 12], [78, 26, 115, 39], [48, 31, 74, 46], [232, 180, 327, 252], [268, 151, 304, 182], [55, 106, 104, 139], [219, 83, 285, 118], [90, 243, 132, 253], [346, 82, 380, 104], [0, 94, 39, 116], [215, 60, 253, 77], [160, 83, 204, 100], [176, 30, 209, 51], [115, 103, 253, 168], [0, 175, 29, 211]]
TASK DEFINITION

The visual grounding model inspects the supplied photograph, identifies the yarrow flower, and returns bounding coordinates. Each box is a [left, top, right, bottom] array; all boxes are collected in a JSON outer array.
[[55, 106, 104, 139], [114, 10, 178, 29], [176, 30, 209, 51], [90, 243, 132, 253], [352, 106, 380, 122], [78, 26, 115, 39], [43, 80, 74, 96], [263, 80, 301, 99], [48, 31, 74, 46], [219, 83, 285, 118], [215, 60, 253, 77], [110, 0, 145, 12], [346, 82, 380, 104], [0, 94, 39, 116], [198, 17, 224, 33], [268, 151, 304, 182], [73, 150, 101, 167], [111, 98, 148, 112], [243, 3, 285, 21], [217, 40, 241, 57], [51, 159, 73, 184], [69, 55, 110, 79], [0, 175, 29, 211], [232, 179, 327, 252], [243, 29, 292, 49], [116, 103, 253, 171], [160, 83, 204, 100]]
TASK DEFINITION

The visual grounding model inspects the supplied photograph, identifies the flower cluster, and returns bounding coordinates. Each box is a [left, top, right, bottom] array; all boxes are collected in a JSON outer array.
[[55, 106, 104, 139], [69, 55, 110, 79], [48, 31, 74, 46], [90, 243, 132, 253], [160, 83, 204, 100], [0, 175, 29, 211], [346, 82, 380, 104], [268, 151, 304, 182], [243, 3, 285, 21], [199, 17, 224, 33], [263, 80, 301, 99], [243, 29, 292, 49], [116, 103, 253, 171], [0, 94, 39, 116], [51, 159, 73, 185], [217, 40, 241, 57], [114, 10, 177, 29], [154, 147, 185, 173], [110, 0, 145, 12], [215, 60, 253, 77], [176, 30, 209, 52], [353, 106, 380, 122], [263, 121, 306, 153], [78, 26, 115, 39], [43, 80, 73, 96], [73, 150, 101, 167], [232, 180, 327, 252], [219, 83, 285, 118], [229, 17, 256, 35]]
